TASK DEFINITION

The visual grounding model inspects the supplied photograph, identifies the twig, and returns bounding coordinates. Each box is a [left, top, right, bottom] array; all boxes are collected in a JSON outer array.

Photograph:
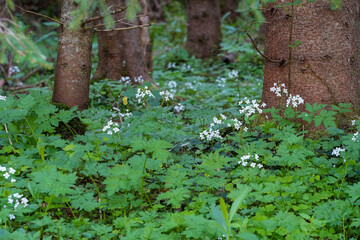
[[18, 67, 41, 83], [244, 22, 284, 64], [84, 7, 127, 23], [15, 5, 62, 25], [9, 80, 46, 91], [85, 14, 147, 30], [4, 124, 13, 146], [95, 23, 151, 32]]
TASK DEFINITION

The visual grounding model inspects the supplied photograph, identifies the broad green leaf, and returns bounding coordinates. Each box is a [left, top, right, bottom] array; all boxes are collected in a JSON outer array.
[[229, 186, 250, 223]]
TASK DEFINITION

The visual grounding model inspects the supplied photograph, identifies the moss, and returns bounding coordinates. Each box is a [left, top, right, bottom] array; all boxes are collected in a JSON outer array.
[[52, 102, 86, 140]]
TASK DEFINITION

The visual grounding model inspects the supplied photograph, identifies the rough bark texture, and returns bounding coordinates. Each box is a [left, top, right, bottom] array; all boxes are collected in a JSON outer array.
[[139, 0, 152, 73], [262, 0, 360, 109], [220, 0, 239, 23], [185, 0, 222, 59], [52, 0, 93, 110], [94, 0, 153, 84]]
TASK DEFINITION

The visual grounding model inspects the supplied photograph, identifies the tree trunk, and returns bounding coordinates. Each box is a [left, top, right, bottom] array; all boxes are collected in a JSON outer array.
[[262, 0, 360, 109], [185, 0, 222, 59], [94, 0, 153, 84], [52, 0, 93, 110], [139, 0, 152, 73], [220, 0, 239, 23]]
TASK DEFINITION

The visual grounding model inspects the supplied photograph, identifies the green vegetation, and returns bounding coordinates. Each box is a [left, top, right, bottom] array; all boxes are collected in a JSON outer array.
[[0, 3, 360, 240]]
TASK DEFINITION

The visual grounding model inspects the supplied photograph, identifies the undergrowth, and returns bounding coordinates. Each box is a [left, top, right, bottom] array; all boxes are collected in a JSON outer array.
[[0, 3, 360, 240]]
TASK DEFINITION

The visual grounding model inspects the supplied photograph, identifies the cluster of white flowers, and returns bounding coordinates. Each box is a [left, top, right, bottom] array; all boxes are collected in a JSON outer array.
[[200, 128, 222, 141], [102, 120, 120, 135], [229, 118, 242, 130], [199, 114, 248, 141], [135, 86, 155, 103], [332, 147, 345, 157], [0, 95, 6, 101], [167, 81, 177, 92], [270, 83, 288, 97], [174, 103, 184, 113], [184, 82, 196, 91], [9, 66, 20, 75], [1, 166, 29, 220], [134, 76, 144, 84], [0, 165, 16, 183], [167, 62, 176, 69], [239, 97, 266, 117], [352, 120, 356, 126], [103, 108, 133, 135], [120, 76, 131, 85], [181, 64, 193, 72], [113, 108, 133, 120], [215, 77, 226, 87], [119, 76, 144, 85], [286, 94, 304, 108], [238, 154, 263, 169], [352, 132, 359, 142], [159, 90, 174, 102], [228, 70, 238, 79]]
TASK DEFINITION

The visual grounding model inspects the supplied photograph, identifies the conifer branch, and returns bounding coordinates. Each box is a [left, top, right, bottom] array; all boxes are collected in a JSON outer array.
[[84, 7, 127, 23], [15, 5, 62, 25], [95, 23, 151, 32], [85, 14, 148, 30]]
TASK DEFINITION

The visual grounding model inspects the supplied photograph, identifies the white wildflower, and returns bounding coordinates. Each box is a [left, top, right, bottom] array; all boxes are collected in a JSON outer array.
[[174, 103, 184, 113], [0, 165, 6, 172], [9, 214, 15, 220], [8, 167, 15, 174], [332, 147, 345, 157], [0, 95, 6, 101], [3, 172, 10, 179]]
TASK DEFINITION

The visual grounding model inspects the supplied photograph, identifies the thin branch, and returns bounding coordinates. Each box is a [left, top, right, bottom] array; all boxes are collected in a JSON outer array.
[[84, 7, 127, 23], [244, 22, 284, 64], [9, 80, 46, 91], [85, 14, 147, 30], [95, 23, 151, 32], [15, 5, 62, 25], [18, 67, 41, 83]]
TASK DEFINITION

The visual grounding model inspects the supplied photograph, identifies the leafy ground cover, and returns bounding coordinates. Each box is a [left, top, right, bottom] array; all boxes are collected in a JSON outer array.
[[1, 4, 360, 240]]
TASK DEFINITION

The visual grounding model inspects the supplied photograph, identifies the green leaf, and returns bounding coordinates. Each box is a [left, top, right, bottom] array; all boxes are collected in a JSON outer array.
[[219, 197, 229, 229], [30, 166, 77, 197], [229, 186, 250, 223]]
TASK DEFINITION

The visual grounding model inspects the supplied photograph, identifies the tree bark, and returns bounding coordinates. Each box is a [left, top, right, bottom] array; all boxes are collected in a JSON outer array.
[[52, 0, 94, 110], [185, 0, 222, 59], [262, 0, 360, 109], [94, 0, 153, 84]]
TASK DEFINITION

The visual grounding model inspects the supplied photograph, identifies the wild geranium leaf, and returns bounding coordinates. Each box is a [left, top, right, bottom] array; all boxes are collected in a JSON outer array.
[[70, 192, 100, 212], [157, 187, 190, 209], [237, 233, 259, 240], [345, 183, 360, 204], [30, 166, 77, 197], [131, 138, 172, 162], [104, 164, 142, 195]]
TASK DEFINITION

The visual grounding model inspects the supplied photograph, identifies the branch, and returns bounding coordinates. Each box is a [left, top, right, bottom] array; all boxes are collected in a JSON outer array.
[[95, 23, 151, 32], [18, 67, 41, 83], [15, 5, 62, 25], [9, 80, 47, 91], [244, 22, 284, 64], [85, 14, 147, 30], [84, 7, 127, 23]]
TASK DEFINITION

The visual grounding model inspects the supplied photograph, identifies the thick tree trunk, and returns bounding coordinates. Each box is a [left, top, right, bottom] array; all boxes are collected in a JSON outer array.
[[220, 0, 239, 23], [185, 0, 222, 59], [52, 0, 93, 110], [94, 0, 153, 84], [262, 0, 360, 109]]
